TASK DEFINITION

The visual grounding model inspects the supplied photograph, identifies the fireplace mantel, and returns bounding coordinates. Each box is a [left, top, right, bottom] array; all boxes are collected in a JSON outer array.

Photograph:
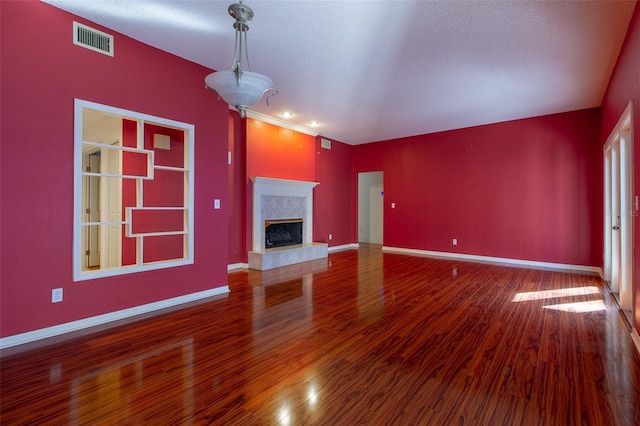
[[251, 176, 319, 195], [249, 177, 327, 270], [250, 177, 319, 252]]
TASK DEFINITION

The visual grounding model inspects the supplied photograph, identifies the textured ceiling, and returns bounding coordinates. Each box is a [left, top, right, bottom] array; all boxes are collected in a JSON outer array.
[[43, 0, 636, 145]]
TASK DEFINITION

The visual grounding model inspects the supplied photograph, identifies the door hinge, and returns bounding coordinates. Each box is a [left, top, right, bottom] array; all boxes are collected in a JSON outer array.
[[86, 166, 92, 172], [85, 250, 90, 256], [86, 208, 91, 214]]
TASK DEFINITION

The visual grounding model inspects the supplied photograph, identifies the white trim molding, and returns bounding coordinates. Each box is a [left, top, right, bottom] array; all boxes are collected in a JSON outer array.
[[245, 110, 319, 137], [0, 286, 229, 351], [632, 328, 640, 355], [382, 246, 602, 275], [228, 262, 249, 271], [329, 243, 359, 252]]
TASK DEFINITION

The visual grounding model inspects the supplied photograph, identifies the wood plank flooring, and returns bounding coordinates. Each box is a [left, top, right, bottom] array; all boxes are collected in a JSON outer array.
[[2, 244, 640, 424]]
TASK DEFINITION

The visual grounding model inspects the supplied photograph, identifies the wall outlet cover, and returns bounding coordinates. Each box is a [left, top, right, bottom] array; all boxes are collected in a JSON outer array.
[[52, 288, 63, 303]]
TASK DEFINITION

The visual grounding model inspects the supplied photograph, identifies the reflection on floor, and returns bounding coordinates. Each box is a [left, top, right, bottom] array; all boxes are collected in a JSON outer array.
[[2, 245, 639, 424]]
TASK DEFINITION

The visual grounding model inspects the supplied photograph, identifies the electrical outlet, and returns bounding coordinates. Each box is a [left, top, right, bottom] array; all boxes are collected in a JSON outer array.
[[214, 199, 221, 209], [52, 288, 63, 303], [329, 234, 332, 240], [453, 238, 458, 246]]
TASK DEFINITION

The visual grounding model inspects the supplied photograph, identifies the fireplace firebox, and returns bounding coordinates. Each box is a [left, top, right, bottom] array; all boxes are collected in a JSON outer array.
[[265, 219, 303, 249]]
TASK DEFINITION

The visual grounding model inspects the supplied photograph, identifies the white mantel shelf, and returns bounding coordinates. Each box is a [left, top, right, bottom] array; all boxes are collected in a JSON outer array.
[[251, 176, 320, 192]]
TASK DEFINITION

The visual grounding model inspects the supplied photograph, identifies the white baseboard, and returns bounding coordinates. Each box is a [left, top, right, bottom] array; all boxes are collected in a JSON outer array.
[[328, 243, 359, 252], [228, 262, 248, 271], [0, 286, 230, 351], [381, 246, 602, 275], [632, 328, 640, 355]]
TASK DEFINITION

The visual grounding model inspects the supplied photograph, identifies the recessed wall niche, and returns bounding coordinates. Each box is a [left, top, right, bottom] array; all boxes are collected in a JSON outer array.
[[73, 99, 194, 281]]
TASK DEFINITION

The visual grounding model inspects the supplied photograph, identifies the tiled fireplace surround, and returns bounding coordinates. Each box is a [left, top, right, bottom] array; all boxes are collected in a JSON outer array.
[[248, 177, 328, 270]]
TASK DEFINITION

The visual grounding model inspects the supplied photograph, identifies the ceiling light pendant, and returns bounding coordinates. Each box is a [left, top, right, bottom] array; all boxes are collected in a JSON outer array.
[[205, 0, 277, 118]]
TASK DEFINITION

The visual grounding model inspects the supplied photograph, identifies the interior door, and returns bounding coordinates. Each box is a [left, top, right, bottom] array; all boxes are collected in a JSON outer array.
[[101, 146, 123, 269], [611, 140, 621, 294], [369, 186, 383, 244], [604, 108, 633, 312], [86, 152, 101, 268], [619, 129, 633, 310], [358, 171, 384, 244]]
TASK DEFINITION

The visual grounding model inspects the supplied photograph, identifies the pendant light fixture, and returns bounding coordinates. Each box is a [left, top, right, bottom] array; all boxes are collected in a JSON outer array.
[[205, 0, 277, 118]]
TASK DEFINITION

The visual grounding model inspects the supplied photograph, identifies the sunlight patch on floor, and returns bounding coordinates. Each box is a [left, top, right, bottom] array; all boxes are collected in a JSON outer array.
[[512, 286, 600, 302], [542, 299, 607, 313]]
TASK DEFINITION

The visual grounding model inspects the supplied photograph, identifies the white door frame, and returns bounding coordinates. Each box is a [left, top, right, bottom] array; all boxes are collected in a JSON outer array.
[[100, 144, 123, 269], [604, 101, 634, 311], [358, 171, 384, 244], [85, 151, 101, 268]]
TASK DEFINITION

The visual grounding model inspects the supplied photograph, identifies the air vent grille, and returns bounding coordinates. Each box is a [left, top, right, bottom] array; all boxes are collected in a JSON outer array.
[[73, 22, 114, 56], [154, 134, 171, 150], [320, 138, 332, 150]]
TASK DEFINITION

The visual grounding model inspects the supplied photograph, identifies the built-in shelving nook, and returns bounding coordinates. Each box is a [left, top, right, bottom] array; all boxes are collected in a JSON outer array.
[[73, 99, 194, 281]]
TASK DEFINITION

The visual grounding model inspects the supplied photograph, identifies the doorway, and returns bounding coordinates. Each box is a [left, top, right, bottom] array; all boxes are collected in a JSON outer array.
[[358, 171, 383, 244], [84, 151, 101, 268], [603, 102, 633, 315], [81, 145, 123, 270]]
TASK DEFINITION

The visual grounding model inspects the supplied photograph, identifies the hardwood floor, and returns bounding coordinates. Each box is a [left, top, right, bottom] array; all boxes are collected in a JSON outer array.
[[2, 244, 639, 425]]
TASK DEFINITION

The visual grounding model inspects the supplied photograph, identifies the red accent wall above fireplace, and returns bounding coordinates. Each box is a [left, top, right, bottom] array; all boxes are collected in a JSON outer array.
[[246, 119, 316, 182]]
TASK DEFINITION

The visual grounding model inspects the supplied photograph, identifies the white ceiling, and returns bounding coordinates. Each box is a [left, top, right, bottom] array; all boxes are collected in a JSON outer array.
[[43, 0, 636, 145]]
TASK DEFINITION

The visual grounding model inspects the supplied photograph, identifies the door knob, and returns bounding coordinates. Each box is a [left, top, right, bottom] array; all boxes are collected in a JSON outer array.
[[613, 226, 620, 230]]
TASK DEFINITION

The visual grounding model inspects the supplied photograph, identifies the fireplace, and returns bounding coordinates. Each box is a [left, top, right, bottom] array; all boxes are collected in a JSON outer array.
[[250, 177, 317, 251], [249, 177, 327, 270], [265, 219, 303, 249]]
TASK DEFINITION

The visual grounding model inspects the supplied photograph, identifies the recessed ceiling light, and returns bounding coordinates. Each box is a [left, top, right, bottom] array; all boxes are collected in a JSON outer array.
[[308, 121, 320, 127], [280, 111, 293, 118]]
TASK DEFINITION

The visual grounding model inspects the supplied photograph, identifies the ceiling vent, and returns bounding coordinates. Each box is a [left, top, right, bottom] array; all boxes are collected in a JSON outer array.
[[73, 22, 114, 57]]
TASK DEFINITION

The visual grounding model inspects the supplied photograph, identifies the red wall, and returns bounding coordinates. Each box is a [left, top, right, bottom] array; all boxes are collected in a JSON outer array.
[[141, 124, 186, 263], [228, 112, 247, 265], [121, 120, 186, 265], [228, 117, 355, 263], [0, 1, 229, 337], [314, 137, 353, 246], [600, 3, 640, 333], [353, 109, 602, 267], [246, 119, 316, 181]]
